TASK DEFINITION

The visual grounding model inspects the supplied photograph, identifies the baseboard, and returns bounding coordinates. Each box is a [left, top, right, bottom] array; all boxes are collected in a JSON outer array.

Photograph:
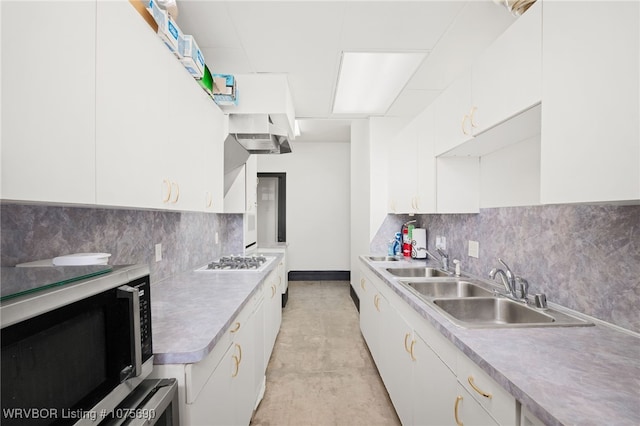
[[288, 270, 351, 281], [350, 284, 360, 313]]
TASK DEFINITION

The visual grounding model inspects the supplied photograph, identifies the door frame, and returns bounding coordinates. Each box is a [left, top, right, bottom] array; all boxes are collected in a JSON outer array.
[[257, 172, 287, 243]]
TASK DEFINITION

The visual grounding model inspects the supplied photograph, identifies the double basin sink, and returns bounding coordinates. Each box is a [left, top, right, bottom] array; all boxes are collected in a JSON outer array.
[[372, 261, 592, 329]]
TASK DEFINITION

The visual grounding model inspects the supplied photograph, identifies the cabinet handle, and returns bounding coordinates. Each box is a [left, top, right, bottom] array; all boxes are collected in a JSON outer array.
[[403, 333, 416, 360], [271, 285, 276, 298], [171, 182, 180, 203], [409, 339, 416, 361], [232, 355, 240, 377], [470, 106, 478, 128], [162, 179, 172, 203], [235, 343, 242, 364], [360, 278, 366, 290], [468, 376, 492, 399], [454, 395, 463, 426], [374, 294, 380, 312], [461, 115, 469, 135], [206, 192, 213, 208], [230, 322, 241, 333]]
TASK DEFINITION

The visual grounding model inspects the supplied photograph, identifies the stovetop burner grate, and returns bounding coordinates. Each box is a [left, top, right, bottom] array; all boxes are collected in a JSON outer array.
[[197, 255, 275, 272]]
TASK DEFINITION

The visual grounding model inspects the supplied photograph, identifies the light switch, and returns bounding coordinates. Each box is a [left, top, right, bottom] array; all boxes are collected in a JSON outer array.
[[468, 240, 479, 258], [155, 243, 162, 262]]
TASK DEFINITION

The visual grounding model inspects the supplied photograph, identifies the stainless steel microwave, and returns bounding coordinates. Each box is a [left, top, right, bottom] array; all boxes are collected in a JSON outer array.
[[1, 264, 153, 425]]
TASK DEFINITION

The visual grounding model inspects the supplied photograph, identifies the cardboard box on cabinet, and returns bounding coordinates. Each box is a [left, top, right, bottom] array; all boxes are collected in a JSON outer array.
[[147, 0, 182, 58], [213, 74, 238, 106], [179, 35, 205, 78]]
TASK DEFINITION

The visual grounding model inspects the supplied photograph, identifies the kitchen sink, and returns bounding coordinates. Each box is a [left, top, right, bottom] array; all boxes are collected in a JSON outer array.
[[430, 297, 593, 329], [367, 256, 401, 261], [386, 267, 453, 278], [403, 280, 494, 299]]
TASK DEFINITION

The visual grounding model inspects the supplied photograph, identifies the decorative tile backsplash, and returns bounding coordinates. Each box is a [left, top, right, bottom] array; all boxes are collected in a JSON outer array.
[[0, 203, 243, 284], [371, 205, 640, 334]]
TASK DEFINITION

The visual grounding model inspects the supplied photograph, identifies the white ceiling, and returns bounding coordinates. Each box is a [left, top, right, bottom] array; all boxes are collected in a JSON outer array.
[[175, 1, 516, 142]]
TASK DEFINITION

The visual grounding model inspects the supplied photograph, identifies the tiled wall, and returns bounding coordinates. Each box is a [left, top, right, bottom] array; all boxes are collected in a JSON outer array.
[[371, 205, 640, 334], [0, 203, 244, 284]]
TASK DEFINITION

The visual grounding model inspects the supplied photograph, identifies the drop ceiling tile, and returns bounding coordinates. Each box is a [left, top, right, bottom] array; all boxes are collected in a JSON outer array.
[[201, 47, 253, 74], [289, 87, 334, 118], [226, 1, 345, 51], [386, 89, 441, 117], [176, 1, 241, 48], [339, 1, 464, 51]]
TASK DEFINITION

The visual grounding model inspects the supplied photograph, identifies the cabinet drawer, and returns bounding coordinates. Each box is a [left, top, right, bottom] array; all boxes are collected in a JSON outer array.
[[457, 353, 517, 426]]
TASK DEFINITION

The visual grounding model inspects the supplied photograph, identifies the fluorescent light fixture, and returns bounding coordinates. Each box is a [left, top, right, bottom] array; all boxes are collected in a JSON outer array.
[[332, 51, 426, 115]]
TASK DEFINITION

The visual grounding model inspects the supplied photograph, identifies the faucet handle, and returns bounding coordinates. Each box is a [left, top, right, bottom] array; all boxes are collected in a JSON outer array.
[[516, 277, 529, 300]]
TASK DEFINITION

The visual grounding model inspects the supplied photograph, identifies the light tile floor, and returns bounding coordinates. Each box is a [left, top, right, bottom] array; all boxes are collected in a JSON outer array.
[[251, 281, 401, 426]]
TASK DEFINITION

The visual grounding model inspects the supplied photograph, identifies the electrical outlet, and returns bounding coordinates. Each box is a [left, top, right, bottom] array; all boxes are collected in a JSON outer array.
[[155, 243, 162, 262], [468, 240, 479, 258], [436, 236, 447, 250], [215, 232, 219, 245]]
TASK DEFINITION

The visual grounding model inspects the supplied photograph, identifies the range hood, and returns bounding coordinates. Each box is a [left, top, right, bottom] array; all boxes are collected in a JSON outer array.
[[228, 114, 292, 155]]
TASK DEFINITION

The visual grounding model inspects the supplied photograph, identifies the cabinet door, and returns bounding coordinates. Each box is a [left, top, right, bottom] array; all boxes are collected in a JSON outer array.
[[471, 1, 541, 134], [203, 107, 226, 213], [233, 310, 257, 426], [415, 106, 437, 213], [454, 383, 499, 426], [1, 1, 96, 204], [413, 332, 459, 426], [541, 0, 640, 204], [95, 0, 169, 209], [387, 122, 419, 214], [379, 309, 414, 425], [264, 269, 281, 367], [189, 343, 235, 426], [434, 72, 473, 156], [359, 272, 380, 363]]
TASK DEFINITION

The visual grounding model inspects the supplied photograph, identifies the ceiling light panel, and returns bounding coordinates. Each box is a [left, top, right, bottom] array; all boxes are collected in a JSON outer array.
[[332, 51, 426, 115]]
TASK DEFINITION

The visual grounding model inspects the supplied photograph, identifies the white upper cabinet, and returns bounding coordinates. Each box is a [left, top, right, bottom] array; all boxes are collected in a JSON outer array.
[[96, 0, 225, 211], [434, 72, 473, 156], [167, 55, 224, 212], [95, 0, 170, 210], [540, 0, 640, 204], [470, 0, 541, 136], [415, 106, 437, 213], [388, 121, 419, 214], [388, 107, 437, 214], [1, 1, 97, 204], [434, 1, 541, 158]]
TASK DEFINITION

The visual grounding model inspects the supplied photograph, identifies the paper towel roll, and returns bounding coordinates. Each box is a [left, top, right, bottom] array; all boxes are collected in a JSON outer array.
[[411, 228, 427, 259]]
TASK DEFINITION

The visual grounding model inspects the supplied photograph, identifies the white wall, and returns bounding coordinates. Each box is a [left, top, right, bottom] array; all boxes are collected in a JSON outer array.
[[257, 141, 350, 272]]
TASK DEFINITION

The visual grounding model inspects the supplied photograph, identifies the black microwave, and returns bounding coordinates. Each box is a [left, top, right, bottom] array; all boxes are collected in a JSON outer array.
[[1, 265, 153, 425]]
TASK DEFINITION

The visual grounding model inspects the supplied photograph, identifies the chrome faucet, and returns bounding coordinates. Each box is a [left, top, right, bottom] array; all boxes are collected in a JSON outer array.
[[425, 248, 449, 271], [489, 258, 529, 302]]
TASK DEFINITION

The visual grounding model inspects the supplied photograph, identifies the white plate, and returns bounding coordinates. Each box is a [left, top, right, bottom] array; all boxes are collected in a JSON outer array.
[[52, 253, 112, 266]]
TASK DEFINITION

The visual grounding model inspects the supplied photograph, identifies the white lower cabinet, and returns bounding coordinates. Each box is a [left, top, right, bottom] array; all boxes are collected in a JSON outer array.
[[151, 279, 283, 426], [360, 263, 517, 425], [263, 268, 282, 368]]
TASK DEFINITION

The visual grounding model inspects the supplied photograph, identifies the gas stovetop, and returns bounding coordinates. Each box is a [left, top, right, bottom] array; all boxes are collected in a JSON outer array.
[[196, 255, 276, 272]]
